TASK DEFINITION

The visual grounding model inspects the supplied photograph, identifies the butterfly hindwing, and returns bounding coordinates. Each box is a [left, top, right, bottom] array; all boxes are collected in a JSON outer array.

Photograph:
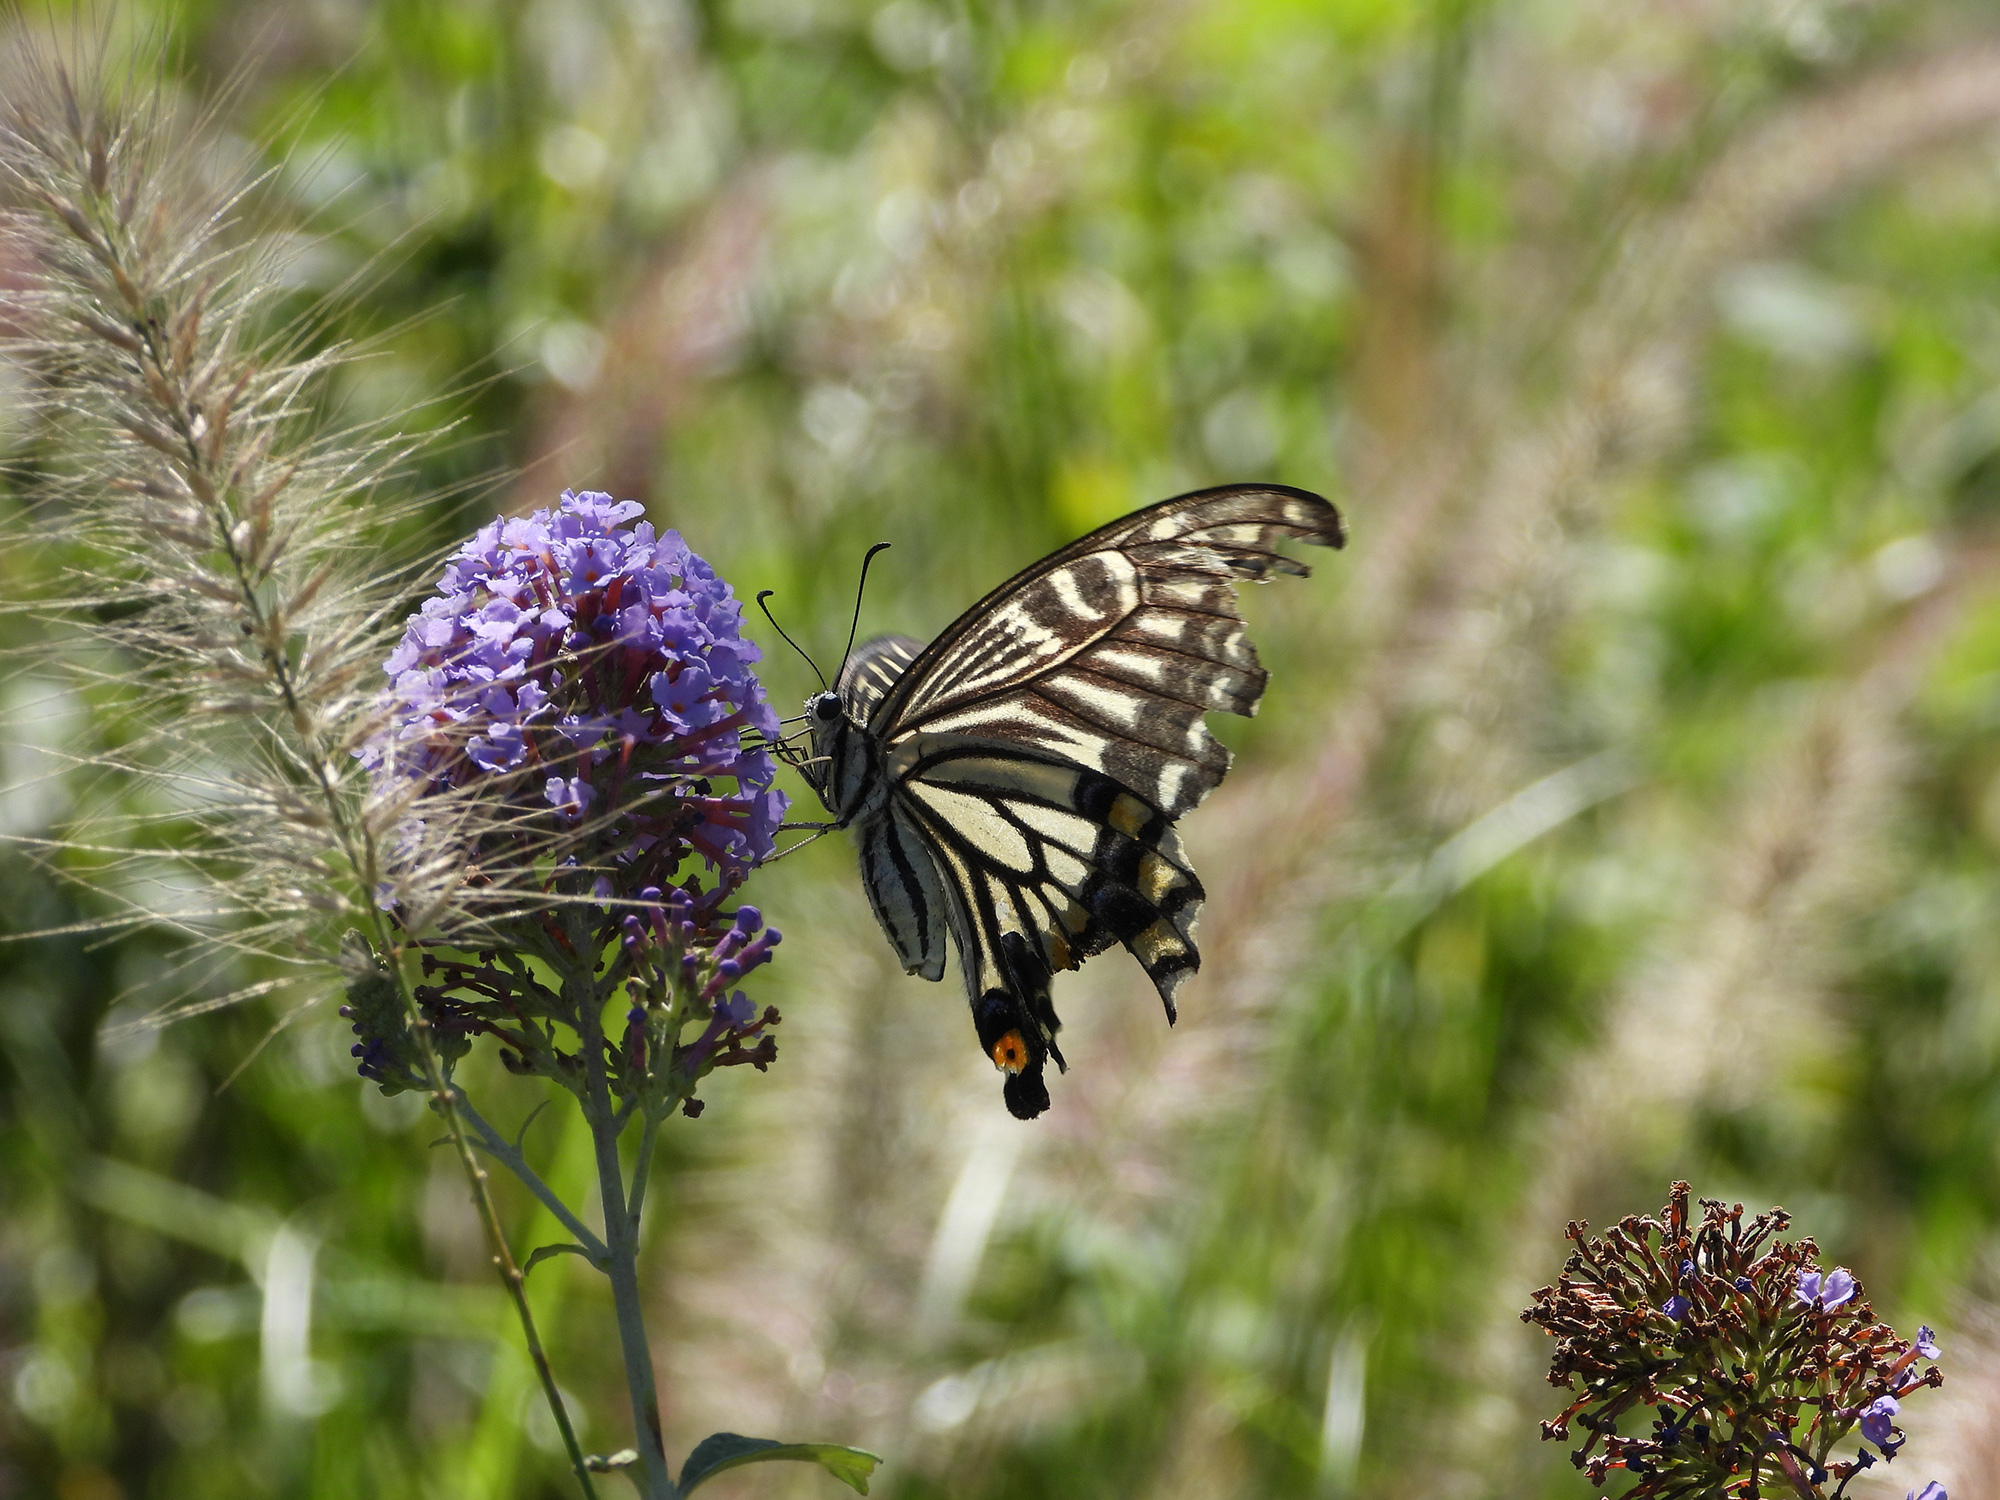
[[892, 740, 1204, 1004], [880, 738, 1205, 1117]]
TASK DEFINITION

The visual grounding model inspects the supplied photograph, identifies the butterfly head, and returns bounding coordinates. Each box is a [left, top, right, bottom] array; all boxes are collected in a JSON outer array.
[[806, 689, 846, 741], [790, 689, 847, 800]]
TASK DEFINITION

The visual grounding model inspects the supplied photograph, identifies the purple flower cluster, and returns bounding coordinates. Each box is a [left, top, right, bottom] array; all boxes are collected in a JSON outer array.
[[618, 891, 784, 1115], [365, 491, 787, 890]]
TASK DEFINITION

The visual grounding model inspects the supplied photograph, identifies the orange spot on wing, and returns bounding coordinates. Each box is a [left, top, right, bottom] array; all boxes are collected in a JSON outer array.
[[990, 1030, 1029, 1074]]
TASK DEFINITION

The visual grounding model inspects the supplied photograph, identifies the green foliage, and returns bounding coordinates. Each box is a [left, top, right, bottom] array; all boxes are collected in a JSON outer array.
[[679, 1433, 882, 1495], [8, 1, 2000, 1498]]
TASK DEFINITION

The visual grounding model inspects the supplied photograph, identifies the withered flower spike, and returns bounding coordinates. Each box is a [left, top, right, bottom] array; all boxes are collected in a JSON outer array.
[[1523, 1184, 1945, 1500]]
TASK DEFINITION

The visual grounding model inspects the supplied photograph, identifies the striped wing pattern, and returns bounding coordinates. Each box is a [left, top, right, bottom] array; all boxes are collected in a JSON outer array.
[[888, 737, 1203, 1119], [855, 802, 948, 982], [809, 484, 1343, 1119], [838, 634, 925, 725], [872, 485, 1345, 815]]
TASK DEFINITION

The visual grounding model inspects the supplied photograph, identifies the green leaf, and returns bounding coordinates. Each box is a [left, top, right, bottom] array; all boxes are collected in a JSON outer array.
[[521, 1241, 595, 1276], [678, 1433, 881, 1495]]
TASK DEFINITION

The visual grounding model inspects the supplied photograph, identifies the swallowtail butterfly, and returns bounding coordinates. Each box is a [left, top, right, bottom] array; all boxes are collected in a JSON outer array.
[[783, 485, 1344, 1118]]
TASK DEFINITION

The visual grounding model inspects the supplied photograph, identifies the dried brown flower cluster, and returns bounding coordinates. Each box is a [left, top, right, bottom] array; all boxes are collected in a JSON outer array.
[[1523, 1182, 1943, 1499]]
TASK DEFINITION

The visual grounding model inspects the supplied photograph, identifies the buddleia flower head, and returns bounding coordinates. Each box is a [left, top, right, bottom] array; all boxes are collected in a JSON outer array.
[[1522, 1182, 1945, 1499], [365, 490, 788, 929]]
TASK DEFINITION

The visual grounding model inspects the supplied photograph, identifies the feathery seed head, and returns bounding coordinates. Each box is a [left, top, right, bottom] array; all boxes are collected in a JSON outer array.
[[0, 43, 435, 989]]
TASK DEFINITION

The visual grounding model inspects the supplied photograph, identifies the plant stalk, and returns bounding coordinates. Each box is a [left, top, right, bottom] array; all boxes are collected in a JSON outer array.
[[572, 963, 675, 1499], [459, 1096, 612, 1265]]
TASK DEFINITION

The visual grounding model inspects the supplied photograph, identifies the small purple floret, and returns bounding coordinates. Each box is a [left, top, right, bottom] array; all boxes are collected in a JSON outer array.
[[1909, 1483, 1948, 1500], [1915, 1325, 1941, 1360], [713, 991, 756, 1027], [1796, 1266, 1857, 1311], [1662, 1295, 1691, 1322], [1859, 1394, 1899, 1447]]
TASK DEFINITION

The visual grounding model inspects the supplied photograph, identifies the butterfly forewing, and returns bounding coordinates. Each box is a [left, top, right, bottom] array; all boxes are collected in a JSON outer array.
[[872, 485, 1343, 816], [804, 484, 1343, 1119], [838, 634, 925, 724], [885, 551, 1143, 723]]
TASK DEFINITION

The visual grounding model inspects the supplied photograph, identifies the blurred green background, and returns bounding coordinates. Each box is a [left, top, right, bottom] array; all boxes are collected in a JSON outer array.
[[8, 0, 2000, 1495]]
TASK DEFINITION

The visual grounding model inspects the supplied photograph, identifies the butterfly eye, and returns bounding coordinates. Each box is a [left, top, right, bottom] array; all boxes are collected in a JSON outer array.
[[813, 695, 841, 722]]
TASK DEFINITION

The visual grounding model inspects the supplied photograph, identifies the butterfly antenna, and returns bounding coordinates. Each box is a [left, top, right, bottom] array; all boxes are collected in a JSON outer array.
[[838, 542, 893, 682], [756, 590, 828, 690]]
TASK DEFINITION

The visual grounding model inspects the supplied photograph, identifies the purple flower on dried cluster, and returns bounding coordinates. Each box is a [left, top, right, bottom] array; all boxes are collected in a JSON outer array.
[[1522, 1182, 1945, 1500], [1797, 1267, 1857, 1311], [365, 490, 786, 890], [620, 894, 783, 1115], [1859, 1395, 1900, 1449]]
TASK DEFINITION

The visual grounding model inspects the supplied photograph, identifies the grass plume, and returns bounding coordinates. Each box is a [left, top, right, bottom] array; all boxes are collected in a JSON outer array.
[[0, 33, 415, 969], [0, 35, 601, 1491]]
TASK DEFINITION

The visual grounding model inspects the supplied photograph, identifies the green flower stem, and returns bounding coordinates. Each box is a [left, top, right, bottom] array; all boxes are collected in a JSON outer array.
[[374, 921, 599, 1500], [569, 958, 676, 1500], [626, 915, 692, 1236], [627, 1107, 665, 1228], [457, 1096, 612, 1267]]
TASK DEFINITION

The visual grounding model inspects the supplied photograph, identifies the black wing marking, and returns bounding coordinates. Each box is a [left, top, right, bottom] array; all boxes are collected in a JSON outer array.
[[872, 485, 1343, 815], [838, 634, 925, 725], [882, 737, 1204, 1119], [855, 801, 948, 981]]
